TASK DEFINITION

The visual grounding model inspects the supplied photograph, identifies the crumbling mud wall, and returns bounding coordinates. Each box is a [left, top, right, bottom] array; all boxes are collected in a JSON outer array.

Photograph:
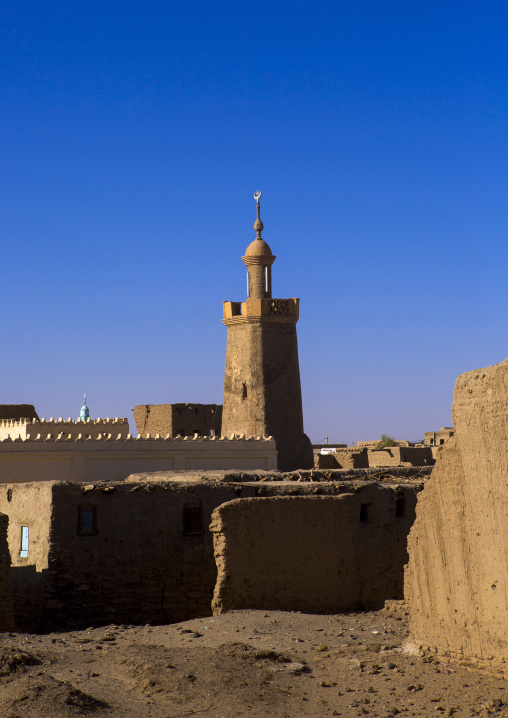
[[367, 447, 434, 468], [134, 404, 222, 438], [314, 449, 369, 470], [405, 358, 508, 668], [211, 485, 418, 615], [0, 405, 38, 421], [0, 512, 14, 631]]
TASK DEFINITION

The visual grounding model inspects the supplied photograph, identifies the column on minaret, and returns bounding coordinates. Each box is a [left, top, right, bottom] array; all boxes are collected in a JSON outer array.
[[242, 191, 275, 299]]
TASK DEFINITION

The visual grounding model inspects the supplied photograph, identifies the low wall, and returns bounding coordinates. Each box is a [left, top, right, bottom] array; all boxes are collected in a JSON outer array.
[[0, 435, 277, 484], [211, 484, 419, 615], [367, 447, 434, 467], [0, 512, 14, 631]]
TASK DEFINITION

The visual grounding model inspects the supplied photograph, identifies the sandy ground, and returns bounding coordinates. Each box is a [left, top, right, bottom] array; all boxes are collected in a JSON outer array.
[[0, 602, 507, 718]]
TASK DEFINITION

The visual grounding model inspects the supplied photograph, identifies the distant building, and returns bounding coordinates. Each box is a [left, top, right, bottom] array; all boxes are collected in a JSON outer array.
[[423, 427, 454, 446], [0, 405, 38, 421], [133, 403, 222, 438]]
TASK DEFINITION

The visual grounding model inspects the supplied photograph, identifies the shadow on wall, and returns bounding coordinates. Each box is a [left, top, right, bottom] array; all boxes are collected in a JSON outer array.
[[211, 487, 419, 615], [11, 565, 48, 632]]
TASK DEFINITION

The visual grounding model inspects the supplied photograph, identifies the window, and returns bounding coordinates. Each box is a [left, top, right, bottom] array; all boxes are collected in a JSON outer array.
[[78, 506, 97, 536], [395, 497, 406, 517], [20, 525, 29, 558], [183, 506, 203, 536], [359, 504, 371, 522]]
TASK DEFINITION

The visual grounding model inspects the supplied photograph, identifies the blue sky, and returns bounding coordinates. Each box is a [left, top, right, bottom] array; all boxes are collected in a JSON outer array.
[[1, 1, 508, 443]]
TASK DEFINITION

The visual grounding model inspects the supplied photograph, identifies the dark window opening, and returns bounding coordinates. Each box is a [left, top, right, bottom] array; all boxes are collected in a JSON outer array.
[[7, 489, 12, 502], [395, 497, 406, 517], [183, 506, 203, 536], [359, 503, 371, 522], [78, 506, 97, 536]]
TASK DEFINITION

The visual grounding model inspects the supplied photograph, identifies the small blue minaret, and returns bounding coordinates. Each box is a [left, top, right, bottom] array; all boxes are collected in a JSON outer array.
[[79, 393, 90, 422]]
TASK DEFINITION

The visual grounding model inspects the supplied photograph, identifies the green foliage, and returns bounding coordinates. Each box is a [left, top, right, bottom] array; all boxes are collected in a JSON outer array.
[[375, 433, 397, 449]]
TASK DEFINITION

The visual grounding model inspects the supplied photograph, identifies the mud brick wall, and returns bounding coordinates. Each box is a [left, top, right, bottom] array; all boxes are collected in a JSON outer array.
[[0, 513, 14, 631], [134, 404, 222, 438], [406, 358, 508, 669], [0, 405, 38, 421], [211, 483, 419, 615], [41, 481, 241, 631], [0, 482, 52, 630], [367, 447, 434, 468], [314, 449, 369, 470]]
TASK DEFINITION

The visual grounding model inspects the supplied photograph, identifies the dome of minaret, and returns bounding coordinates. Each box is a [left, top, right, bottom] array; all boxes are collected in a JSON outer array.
[[244, 237, 274, 257]]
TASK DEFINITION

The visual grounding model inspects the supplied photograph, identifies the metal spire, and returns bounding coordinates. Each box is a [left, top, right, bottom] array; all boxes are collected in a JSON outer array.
[[253, 190, 263, 239]]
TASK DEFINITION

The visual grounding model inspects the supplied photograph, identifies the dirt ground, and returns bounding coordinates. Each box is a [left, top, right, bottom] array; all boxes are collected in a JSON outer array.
[[0, 602, 507, 718]]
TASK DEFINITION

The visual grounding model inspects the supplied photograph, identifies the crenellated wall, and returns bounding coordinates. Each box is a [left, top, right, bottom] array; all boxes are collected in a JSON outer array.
[[0, 434, 278, 484], [0, 417, 130, 442]]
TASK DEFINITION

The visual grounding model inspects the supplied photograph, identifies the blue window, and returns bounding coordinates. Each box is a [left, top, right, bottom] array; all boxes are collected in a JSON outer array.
[[78, 506, 97, 535], [20, 525, 29, 558]]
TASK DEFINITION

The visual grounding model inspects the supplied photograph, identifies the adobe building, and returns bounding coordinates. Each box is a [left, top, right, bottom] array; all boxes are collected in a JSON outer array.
[[423, 426, 454, 449], [314, 445, 433, 470], [0, 405, 38, 421], [405, 358, 508, 669], [133, 403, 222, 438], [221, 192, 313, 471], [0, 469, 425, 631]]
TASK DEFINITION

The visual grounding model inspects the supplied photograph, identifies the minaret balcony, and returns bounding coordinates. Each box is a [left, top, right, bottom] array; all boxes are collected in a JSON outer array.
[[223, 297, 299, 325]]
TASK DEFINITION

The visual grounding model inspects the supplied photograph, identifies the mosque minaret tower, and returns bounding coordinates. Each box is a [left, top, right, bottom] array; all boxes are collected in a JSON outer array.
[[221, 192, 312, 471]]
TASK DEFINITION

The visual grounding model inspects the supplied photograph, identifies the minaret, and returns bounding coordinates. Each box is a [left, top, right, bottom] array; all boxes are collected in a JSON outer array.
[[78, 394, 90, 422], [221, 192, 312, 471]]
